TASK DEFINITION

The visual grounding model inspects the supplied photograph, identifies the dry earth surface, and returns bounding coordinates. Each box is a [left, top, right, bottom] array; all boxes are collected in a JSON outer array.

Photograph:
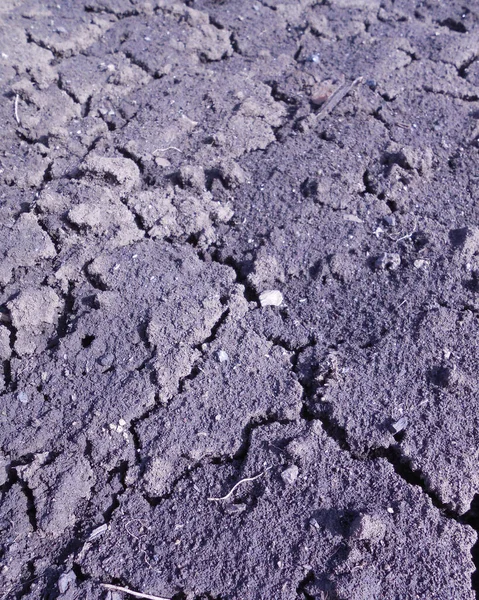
[[1, 0, 479, 599]]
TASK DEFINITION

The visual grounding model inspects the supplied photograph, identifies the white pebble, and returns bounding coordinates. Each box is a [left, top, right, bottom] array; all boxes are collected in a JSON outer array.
[[217, 349, 229, 363], [259, 290, 283, 307], [281, 465, 299, 484]]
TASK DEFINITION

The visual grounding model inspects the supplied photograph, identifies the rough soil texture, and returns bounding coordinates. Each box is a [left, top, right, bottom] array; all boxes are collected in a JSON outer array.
[[1, 0, 479, 599]]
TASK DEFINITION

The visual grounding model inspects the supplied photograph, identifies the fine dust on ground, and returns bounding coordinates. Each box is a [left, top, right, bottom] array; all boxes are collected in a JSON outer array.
[[1, 1, 479, 599]]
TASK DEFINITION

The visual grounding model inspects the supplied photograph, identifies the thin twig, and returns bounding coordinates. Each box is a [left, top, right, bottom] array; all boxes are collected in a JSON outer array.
[[393, 218, 418, 243], [152, 147, 182, 154], [14, 94, 20, 125], [101, 583, 171, 600], [208, 467, 271, 501], [315, 76, 363, 121]]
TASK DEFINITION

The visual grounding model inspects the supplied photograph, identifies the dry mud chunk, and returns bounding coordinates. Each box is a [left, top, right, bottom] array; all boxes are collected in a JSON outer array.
[[116, 5, 232, 77], [67, 187, 143, 247], [126, 187, 233, 245], [0, 25, 56, 88], [139, 322, 302, 496], [0, 484, 35, 592], [247, 251, 285, 292], [451, 225, 479, 265], [157, 189, 232, 245], [3, 153, 51, 189], [116, 69, 286, 166], [7, 286, 60, 356], [86, 240, 236, 401], [81, 422, 475, 600], [39, 181, 143, 253], [190, 0, 295, 62], [0, 214, 56, 285], [28, 13, 114, 57], [58, 52, 151, 107], [125, 188, 177, 232], [178, 164, 206, 190], [85, 0, 138, 14], [17, 452, 94, 537], [12, 79, 80, 141], [80, 155, 140, 192], [415, 60, 479, 101]]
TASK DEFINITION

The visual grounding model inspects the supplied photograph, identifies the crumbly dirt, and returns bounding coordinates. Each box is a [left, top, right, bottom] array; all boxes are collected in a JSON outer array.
[[1, 1, 479, 599]]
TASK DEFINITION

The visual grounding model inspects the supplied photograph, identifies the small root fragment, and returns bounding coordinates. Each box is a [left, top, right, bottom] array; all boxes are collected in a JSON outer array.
[[152, 147, 182, 154], [101, 583, 171, 600], [208, 467, 271, 501]]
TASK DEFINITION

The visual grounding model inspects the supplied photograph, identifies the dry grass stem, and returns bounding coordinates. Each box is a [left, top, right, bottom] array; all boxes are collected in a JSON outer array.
[[208, 467, 271, 501], [101, 583, 171, 600]]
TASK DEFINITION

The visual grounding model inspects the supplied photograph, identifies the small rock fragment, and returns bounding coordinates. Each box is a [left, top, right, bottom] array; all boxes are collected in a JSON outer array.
[[311, 79, 336, 106], [281, 465, 299, 484], [391, 416, 408, 434], [414, 259, 427, 269], [383, 214, 396, 227], [224, 503, 246, 515], [216, 349, 229, 363], [88, 523, 108, 540], [259, 290, 283, 307], [178, 164, 206, 190], [343, 214, 363, 224], [375, 252, 401, 271], [58, 570, 76, 594]]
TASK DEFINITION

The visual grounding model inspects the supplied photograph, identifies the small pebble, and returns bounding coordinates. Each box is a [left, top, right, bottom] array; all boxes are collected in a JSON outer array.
[[391, 416, 408, 434], [259, 290, 283, 307], [217, 349, 229, 363], [383, 214, 395, 227], [17, 391, 28, 404], [224, 503, 246, 515], [58, 570, 76, 594], [99, 353, 114, 367], [281, 465, 299, 484], [414, 259, 426, 269]]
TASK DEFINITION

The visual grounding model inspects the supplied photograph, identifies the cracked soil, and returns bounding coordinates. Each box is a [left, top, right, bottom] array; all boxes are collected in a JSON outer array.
[[2, 0, 479, 599]]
